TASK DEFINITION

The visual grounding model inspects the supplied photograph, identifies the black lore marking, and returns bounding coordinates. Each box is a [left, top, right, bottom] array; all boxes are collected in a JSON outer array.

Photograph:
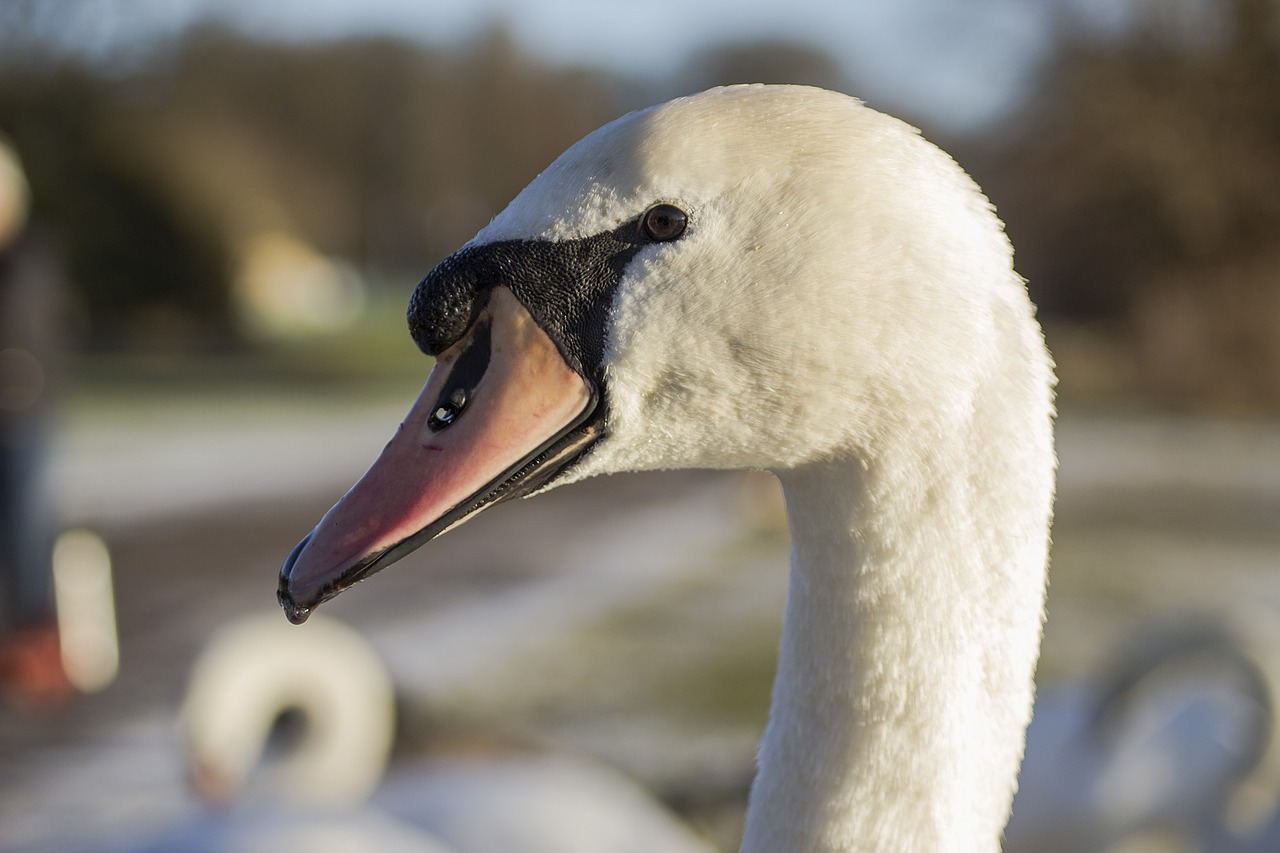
[[407, 210, 684, 390]]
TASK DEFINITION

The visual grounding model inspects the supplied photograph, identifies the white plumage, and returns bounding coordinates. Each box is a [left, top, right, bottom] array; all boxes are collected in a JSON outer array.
[[493, 85, 1054, 851]]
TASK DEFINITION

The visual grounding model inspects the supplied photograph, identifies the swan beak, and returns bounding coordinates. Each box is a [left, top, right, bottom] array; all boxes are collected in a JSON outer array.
[[278, 287, 598, 623]]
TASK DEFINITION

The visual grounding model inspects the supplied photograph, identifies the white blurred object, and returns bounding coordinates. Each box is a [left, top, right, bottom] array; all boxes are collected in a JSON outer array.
[[177, 612, 716, 853], [0, 136, 30, 248], [52, 529, 118, 693], [183, 612, 396, 808], [1006, 612, 1280, 853], [233, 231, 365, 339]]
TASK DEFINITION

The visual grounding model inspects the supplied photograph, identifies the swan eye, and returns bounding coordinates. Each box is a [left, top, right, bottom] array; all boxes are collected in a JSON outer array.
[[640, 204, 688, 243], [428, 387, 468, 431]]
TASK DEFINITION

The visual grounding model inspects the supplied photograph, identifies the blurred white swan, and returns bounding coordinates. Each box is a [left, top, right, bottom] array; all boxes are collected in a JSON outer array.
[[171, 612, 715, 853], [1008, 614, 1280, 853]]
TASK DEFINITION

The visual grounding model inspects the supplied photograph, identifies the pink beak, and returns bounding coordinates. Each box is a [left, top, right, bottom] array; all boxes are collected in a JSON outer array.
[[278, 287, 598, 623]]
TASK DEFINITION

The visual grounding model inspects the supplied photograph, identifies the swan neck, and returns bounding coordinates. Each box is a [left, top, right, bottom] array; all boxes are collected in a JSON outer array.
[[743, 442, 1050, 853]]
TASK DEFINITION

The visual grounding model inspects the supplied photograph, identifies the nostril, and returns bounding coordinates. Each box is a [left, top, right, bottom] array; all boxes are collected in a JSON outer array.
[[428, 387, 468, 431]]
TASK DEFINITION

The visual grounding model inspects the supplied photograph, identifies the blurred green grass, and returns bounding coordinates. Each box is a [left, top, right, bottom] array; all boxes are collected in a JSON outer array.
[[63, 285, 433, 410]]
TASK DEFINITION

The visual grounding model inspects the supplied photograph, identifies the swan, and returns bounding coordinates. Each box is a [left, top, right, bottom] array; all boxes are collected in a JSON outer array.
[[182, 612, 398, 809], [177, 612, 716, 853], [1008, 616, 1280, 853], [278, 84, 1057, 852]]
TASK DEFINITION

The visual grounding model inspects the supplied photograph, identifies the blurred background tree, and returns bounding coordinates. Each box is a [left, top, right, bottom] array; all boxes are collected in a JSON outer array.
[[985, 0, 1280, 405], [0, 0, 1277, 407], [0, 63, 233, 349], [678, 38, 853, 94]]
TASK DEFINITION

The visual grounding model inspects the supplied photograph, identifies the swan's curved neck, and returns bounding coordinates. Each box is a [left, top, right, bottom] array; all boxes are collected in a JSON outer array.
[[744, 421, 1051, 852]]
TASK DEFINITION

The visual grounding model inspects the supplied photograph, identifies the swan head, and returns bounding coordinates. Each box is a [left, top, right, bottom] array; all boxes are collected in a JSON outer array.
[[279, 84, 1046, 620]]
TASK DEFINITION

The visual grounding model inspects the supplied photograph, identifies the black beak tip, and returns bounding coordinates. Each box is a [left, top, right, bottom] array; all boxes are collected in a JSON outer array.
[[278, 534, 315, 625]]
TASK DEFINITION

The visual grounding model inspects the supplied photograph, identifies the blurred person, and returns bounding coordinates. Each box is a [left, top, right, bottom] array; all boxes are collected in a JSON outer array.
[[0, 136, 72, 708]]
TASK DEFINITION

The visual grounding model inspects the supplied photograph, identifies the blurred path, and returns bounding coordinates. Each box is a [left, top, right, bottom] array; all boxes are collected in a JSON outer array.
[[48, 393, 412, 528]]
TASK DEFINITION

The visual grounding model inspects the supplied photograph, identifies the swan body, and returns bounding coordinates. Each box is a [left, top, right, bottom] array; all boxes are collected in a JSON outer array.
[[279, 85, 1056, 852]]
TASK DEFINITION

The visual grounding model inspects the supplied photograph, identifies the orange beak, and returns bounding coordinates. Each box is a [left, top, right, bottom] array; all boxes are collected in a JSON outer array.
[[278, 287, 600, 623]]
